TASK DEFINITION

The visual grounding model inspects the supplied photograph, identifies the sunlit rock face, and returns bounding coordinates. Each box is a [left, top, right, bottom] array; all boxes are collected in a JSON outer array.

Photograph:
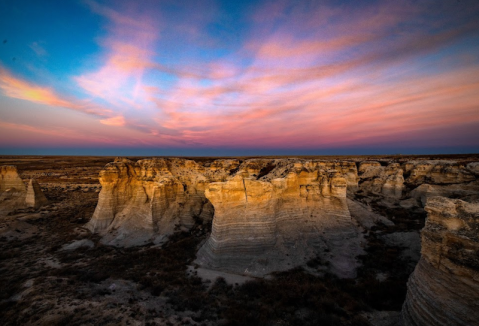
[[0, 165, 26, 193], [402, 197, 479, 326], [86, 158, 238, 246], [0, 166, 27, 214], [25, 179, 49, 209], [1, 166, 50, 214], [195, 161, 364, 278]]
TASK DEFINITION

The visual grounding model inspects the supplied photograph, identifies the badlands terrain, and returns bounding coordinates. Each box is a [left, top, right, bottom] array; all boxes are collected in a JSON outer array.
[[0, 154, 478, 326]]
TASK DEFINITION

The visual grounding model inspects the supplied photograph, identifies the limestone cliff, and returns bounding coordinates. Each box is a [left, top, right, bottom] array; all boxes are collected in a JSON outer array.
[[86, 158, 237, 246], [402, 197, 479, 326], [87, 157, 479, 279], [196, 162, 364, 278]]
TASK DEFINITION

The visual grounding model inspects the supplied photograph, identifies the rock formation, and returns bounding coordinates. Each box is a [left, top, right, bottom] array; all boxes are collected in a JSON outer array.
[[25, 179, 49, 209], [0, 166, 48, 214], [0, 165, 26, 193], [358, 161, 404, 199], [88, 157, 479, 279], [86, 158, 237, 246], [88, 158, 365, 276], [195, 163, 364, 278], [0, 166, 26, 214], [402, 197, 479, 326]]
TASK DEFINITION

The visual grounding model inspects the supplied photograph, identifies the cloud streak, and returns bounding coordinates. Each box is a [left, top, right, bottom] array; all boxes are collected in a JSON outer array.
[[1, 0, 479, 151]]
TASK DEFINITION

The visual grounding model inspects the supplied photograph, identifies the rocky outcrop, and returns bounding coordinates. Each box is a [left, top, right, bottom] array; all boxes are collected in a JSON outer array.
[[0, 166, 26, 193], [88, 158, 364, 276], [402, 197, 479, 326], [404, 161, 476, 185], [0, 166, 49, 215], [358, 162, 404, 198], [0, 166, 26, 215], [196, 164, 364, 278], [25, 179, 49, 209], [87, 157, 479, 279], [86, 158, 237, 246]]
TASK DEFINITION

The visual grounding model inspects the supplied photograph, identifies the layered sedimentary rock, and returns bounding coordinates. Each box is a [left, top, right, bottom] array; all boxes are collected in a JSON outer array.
[[404, 161, 479, 207], [86, 158, 238, 246], [88, 157, 479, 278], [195, 162, 364, 277], [0, 166, 27, 214], [402, 197, 479, 326], [358, 162, 404, 198], [25, 179, 49, 209], [0, 167, 49, 214], [88, 158, 364, 275], [404, 161, 476, 185], [0, 165, 26, 193]]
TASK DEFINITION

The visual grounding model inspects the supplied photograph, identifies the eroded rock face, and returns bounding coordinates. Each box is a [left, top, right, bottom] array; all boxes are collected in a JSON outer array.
[[0, 167, 49, 215], [404, 161, 476, 185], [0, 165, 26, 193], [25, 179, 49, 209], [88, 158, 364, 275], [358, 162, 404, 199], [86, 158, 238, 246], [88, 157, 479, 279], [196, 164, 364, 278], [0, 166, 27, 214], [402, 197, 479, 326]]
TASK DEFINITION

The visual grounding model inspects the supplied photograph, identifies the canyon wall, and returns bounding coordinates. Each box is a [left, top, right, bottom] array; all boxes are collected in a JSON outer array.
[[402, 197, 479, 326]]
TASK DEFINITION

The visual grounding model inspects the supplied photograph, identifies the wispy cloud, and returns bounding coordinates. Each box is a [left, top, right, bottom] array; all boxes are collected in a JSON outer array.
[[29, 42, 47, 57], [100, 115, 125, 126], [0, 67, 111, 117], [2, 0, 479, 150]]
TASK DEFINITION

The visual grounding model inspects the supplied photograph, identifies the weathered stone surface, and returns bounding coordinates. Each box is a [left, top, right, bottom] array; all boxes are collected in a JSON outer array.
[[196, 163, 364, 278], [358, 162, 404, 198], [402, 197, 479, 326], [1, 166, 49, 214], [0, 165, 26, 193], [0, 165, 26, 214], [25, 179, 49, 209], [86, 158, 237, 246], [403, 161, 476, 185]]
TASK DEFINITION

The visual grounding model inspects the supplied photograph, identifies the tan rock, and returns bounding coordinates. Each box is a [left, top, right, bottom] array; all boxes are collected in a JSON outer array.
[[358, 162, 404, 198], [0, 165, 25, 192], [404, 161, 475, 185], [196, 163, 364, 278], [402, 197, 479, 326], [86, 158, 232, 246], [0, 165, 26, 214], [25, 179, 49, 209]]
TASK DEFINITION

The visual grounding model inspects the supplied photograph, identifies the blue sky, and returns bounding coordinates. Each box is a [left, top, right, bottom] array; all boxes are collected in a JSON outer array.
[[1, 0, 479, 155]]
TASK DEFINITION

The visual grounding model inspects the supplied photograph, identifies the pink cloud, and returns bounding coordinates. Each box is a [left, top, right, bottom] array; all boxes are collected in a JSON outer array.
[[100, 116, 125, 126], [0, 67, 111, 117]]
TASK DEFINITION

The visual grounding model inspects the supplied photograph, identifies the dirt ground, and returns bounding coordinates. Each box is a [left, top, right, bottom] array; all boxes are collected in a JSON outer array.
[[1, 154, 475, 326]]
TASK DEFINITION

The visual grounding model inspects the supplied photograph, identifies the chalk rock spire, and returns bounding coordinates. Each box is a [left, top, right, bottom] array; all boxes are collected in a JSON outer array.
[[25, 179, 49, 209]]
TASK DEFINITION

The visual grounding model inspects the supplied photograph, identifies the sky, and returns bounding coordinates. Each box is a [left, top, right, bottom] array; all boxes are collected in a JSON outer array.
[[0, 0, 479, 156]]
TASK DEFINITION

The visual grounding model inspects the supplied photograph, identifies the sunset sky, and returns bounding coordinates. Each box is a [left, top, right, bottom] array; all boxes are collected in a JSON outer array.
[[1, 0, 478, 155]]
